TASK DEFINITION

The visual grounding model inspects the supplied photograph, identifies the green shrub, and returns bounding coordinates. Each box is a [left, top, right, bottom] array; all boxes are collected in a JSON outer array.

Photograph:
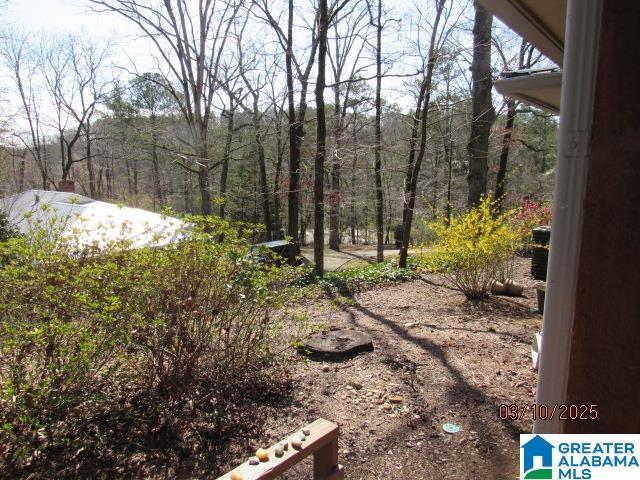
[[418, 197, 523, 299], [125, 219, 299, 398], [0, 211, 300, 468], [0, 211, 19, 242], [297, 260, 417, 297], [0, 235, 139, 425]]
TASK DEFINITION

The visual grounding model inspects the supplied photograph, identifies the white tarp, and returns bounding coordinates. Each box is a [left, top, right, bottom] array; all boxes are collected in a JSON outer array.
[[0, 190, 187, 250]]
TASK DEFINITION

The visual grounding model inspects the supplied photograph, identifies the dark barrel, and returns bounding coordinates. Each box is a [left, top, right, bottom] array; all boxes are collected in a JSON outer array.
[[531, 226, 551, 280], [394, 224, 404, 249]]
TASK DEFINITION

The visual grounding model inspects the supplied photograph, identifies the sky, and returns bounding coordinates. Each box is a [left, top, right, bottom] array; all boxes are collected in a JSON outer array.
[[5, 0, 128, 37]]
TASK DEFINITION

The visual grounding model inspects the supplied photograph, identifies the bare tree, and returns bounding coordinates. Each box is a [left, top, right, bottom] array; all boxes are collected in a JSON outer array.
[[327, 0, 369, 251], [236, 19, 275, 238], [466, 1, 495, 208], [266, 70, 288, 238], [90, 0, 243, 215], [42, 35, 110, 191], [493, 38, 539, 211], [398, 0, 449, 268], [314, 0, 330, 275], [312, 0, 352, 274], [218, 90, 237, 220], [253, 0, 319, 258], [367, 0, 384, 261], [1, 31, 50, 189]]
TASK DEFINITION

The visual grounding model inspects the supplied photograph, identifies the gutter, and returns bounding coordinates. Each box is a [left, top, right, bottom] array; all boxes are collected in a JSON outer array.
[[533, 0, 603, 433]]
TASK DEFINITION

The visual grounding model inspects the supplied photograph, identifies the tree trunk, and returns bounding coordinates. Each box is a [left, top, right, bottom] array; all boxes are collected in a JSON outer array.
[[494, 99, 516, 211], [328, 85, 342, 251], [133, 159, 139, 200], [150, 114, 164, 209], [398, 0, 446, 269], [219, 105, 235, 219], [197, 160, 212, 215], [107, 155, 114, 198], [126, 158, 134, 198], [373, 0, 384, 262], [254, 106, 272, 240], [328, 22, 344, 252], [273, 109, 285, 238], [17, 152, 26, 191], [445, 137, 454, 224], [286, 0, 300, 261], [443, 65, 454, 223], [86, 120, 97, 198], [350, 119, 358, 245], [313, 0, 328, 276], [466, 1, 495, 209], [184, 170, 194, 214]]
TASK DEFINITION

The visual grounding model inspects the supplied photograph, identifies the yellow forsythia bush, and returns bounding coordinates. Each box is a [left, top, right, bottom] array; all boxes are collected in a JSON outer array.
[[418, 197, 523, 299]]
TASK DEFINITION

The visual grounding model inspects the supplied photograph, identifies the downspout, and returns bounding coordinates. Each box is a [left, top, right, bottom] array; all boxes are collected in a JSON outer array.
[[534, 0, 602, 433]]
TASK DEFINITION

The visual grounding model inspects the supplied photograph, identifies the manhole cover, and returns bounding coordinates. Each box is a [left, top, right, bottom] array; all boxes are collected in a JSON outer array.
[[301, 329, 373, 359]]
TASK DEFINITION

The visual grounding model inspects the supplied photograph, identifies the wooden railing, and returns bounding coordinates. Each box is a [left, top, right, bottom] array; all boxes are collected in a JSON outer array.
[[216, 418, 344, 480]]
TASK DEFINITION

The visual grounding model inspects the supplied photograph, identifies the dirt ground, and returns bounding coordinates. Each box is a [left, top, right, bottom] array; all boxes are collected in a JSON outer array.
[[300, 245, 405, 271], [218, 257, 542, 479]]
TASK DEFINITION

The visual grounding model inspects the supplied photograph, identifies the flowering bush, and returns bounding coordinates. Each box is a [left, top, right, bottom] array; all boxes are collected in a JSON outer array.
[[418, 197, 524, 299], [512, 198, 552, 250]]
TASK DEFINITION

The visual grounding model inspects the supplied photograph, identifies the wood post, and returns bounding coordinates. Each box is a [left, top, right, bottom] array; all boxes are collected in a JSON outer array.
[[313, 430, 342, 480], [216, 418, 343, 480]]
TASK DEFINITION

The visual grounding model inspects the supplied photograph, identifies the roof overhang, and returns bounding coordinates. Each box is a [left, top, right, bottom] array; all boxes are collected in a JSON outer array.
[[493, 69, 562, 114], [479, 0, 566, 66]]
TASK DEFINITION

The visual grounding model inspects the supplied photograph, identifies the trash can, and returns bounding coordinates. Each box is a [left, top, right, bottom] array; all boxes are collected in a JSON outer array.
[[531, 226, 551, 281], [394, 224, 404, 249]]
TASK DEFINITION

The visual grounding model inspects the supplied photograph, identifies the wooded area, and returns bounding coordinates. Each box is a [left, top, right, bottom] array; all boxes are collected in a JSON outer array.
[[0, 0, 558, 274]]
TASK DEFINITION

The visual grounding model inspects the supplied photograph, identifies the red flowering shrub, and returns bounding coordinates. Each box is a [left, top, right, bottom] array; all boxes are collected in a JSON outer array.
[[512, 198, 552, 250]]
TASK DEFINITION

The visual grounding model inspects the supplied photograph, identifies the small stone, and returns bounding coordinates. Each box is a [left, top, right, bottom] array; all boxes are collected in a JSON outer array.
[[389, 396, 403, 404], [322, 365, 331, 372], [302, 427, 311, 436], [291, 439, 303, 450], [275, 446, 285, 457], [230, 472, 243, 480], [383, 403, 393, 411], [249, 457, 259, 465], [256, 447, 269, 462], [279, 441, 289, 451], [299, 433, 306, 441], [350, 381, 363, 390]]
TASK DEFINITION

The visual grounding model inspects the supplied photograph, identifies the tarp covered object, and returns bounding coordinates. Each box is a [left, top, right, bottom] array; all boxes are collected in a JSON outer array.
[[0, 190, 186, 249]]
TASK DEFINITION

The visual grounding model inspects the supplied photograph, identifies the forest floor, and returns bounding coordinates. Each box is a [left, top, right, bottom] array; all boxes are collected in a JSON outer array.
[[218, 257, 542, 479], [300, 245, 402, 271]]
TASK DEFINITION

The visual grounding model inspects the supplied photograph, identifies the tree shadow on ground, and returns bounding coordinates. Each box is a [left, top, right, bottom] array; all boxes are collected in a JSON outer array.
[[326, 289, 528, 478]]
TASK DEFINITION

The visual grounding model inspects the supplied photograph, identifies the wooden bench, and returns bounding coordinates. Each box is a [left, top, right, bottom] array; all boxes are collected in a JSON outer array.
[[216, 418, 344, 480]]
